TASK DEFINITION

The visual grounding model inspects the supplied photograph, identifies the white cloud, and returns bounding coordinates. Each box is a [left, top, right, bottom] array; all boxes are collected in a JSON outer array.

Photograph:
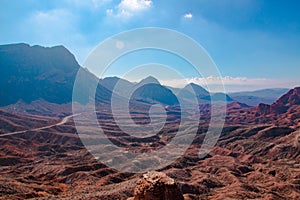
[[160, 76, 300, 92], [107, 0, 152, 19], [118, 0, 152, 12], [183, 13, 193, 19], [106, 9, 113, 15]]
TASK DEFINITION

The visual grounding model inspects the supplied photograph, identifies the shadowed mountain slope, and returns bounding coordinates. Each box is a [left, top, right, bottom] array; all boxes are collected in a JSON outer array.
[[0, 43, 113, 107]]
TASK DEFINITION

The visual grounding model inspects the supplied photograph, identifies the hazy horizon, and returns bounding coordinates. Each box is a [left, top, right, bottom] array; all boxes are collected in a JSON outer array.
[[0, 41, 299, 93]]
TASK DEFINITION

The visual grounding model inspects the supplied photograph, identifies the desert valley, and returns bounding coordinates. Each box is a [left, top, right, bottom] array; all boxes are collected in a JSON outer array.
[[0, 43, 299, 199]]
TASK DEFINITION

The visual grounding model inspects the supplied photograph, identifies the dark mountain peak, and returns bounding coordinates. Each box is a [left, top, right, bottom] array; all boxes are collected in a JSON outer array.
[[138, 76, 160, 86], [50, 44, 68, 50], [101, 76, 121, 86], [0, 43, 30, 49], [1, 43, 68, 53], [0, 43, 79, 70], [187, 82, 198, 87], [103, 76, 120, 81], [49, 45, 77, 58], [178, 83, 209, 101], [99, 76, 134, 93], [184, 83, 209, 96], [0, 43, 83, 106], [132, 83, 178, 105]]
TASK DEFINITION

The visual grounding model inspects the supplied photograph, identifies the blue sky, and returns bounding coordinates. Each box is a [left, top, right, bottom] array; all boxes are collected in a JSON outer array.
[[1, 0, 300, 91]]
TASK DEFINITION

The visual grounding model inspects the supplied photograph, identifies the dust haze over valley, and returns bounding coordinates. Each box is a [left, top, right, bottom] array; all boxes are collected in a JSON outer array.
[[1, 1, 300, 199]]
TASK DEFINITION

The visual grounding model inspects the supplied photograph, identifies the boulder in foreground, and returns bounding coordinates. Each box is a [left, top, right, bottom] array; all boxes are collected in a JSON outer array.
[[128, 171, 184, 200]]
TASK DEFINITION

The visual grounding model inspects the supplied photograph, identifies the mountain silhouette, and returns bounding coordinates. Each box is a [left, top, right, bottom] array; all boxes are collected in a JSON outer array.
[[0, 43, 112, 106], [99, 76, 134, 97], [178, 83, 209, 99], [132, 83, 179, 105], [1, 43, 288, 110], [137, 76, 161, 86], [132, 76, 178, 105]]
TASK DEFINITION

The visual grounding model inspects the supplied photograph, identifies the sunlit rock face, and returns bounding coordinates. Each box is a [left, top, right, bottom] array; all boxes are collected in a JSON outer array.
[[128, 171, 184, 200]]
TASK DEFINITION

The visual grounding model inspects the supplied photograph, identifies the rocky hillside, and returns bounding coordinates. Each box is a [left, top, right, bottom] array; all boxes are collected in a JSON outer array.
[[0, 88, 299, 199], [0, 43, 113, 107], [256, 87, 300, 115]]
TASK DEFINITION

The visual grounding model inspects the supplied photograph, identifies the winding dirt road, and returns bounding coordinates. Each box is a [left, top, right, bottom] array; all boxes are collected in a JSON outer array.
[[0, 114, 80, 137]]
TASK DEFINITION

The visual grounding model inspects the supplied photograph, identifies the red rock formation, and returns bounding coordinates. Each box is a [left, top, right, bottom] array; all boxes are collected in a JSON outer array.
[[128, 171, 184, 200], [270, 87, 300, 114], [1, 87, 300, 199], [256, 103, 271, 115], [276, 87, 300, 106], [255, 87, 300, 115]]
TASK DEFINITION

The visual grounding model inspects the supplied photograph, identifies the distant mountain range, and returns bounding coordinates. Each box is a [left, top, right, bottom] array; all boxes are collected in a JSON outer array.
[[0, 43, 292, 115], [229, 88, 290, 106], [100, 76, 179, 105]]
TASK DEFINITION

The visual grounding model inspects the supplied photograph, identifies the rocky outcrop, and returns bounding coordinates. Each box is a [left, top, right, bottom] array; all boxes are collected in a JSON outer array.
[[256, 103, 271, 115], [256, 87, 300, 115], [275, 87, 300, 107], [128, 171, 184, 200], [268, 87, 300, 114]]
